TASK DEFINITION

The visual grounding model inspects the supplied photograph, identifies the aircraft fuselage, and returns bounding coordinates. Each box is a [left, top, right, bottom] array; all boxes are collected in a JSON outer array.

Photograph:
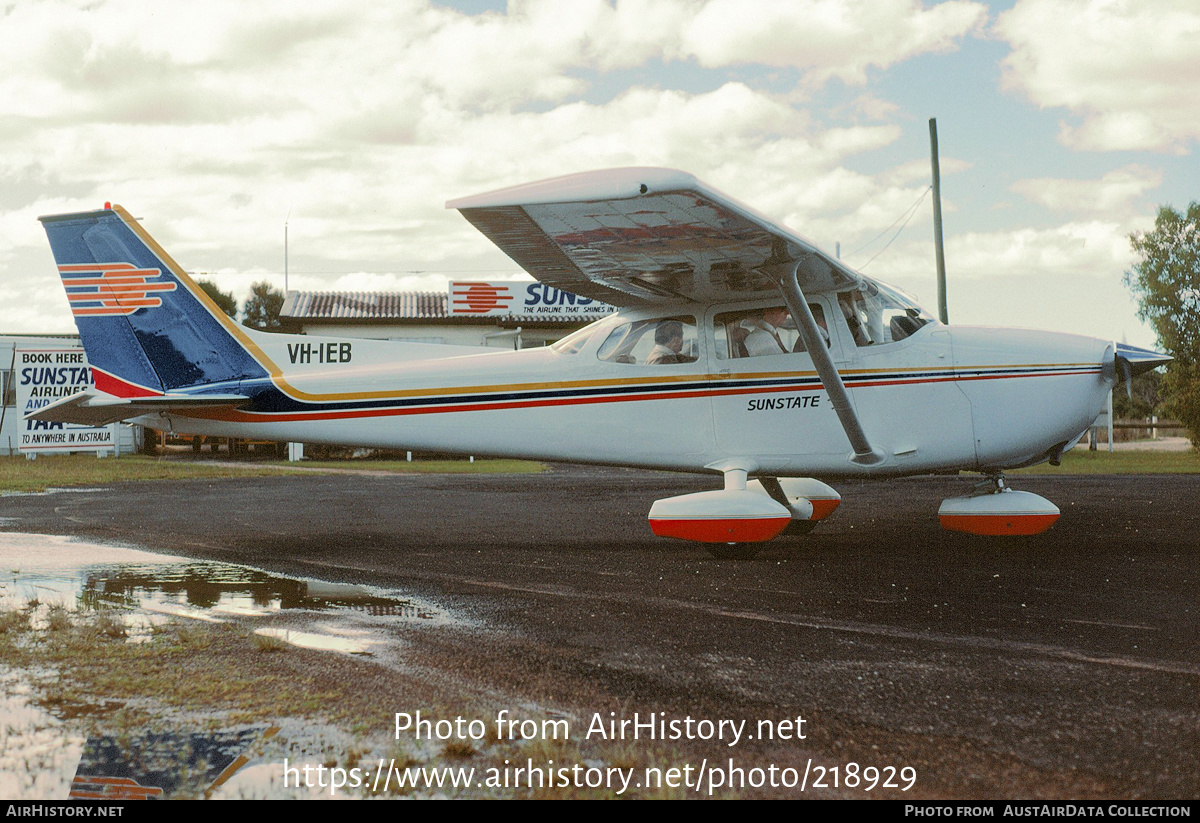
[[154, 302, 1114, 479]]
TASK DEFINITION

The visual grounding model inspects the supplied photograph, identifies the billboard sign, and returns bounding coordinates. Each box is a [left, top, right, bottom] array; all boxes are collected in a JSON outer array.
[[449, 281, 616, 318], [16, 348, 114, 453]]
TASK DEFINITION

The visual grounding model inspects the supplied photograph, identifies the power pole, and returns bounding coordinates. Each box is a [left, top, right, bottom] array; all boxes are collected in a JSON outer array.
[[284, 212, 290, 294]]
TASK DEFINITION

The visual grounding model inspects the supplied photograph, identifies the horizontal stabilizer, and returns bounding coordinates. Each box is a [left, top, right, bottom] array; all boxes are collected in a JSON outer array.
[[24, 389, 250, 427]]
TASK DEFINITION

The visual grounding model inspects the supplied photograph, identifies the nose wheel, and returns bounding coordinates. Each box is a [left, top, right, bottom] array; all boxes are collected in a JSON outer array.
[[939, 473, 1060, 536]]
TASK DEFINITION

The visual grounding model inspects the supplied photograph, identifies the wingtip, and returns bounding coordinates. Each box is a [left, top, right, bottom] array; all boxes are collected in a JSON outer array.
[[446, 167, 696, 210]]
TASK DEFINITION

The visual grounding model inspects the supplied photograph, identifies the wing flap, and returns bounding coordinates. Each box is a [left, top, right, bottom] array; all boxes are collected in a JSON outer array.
[[25, 389, 250, 427], [449, 167, 860, 306]]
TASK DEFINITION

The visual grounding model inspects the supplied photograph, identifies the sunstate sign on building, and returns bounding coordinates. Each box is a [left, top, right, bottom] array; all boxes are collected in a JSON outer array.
[[449, 281, 617, 318], [16, 347, 115, 453]]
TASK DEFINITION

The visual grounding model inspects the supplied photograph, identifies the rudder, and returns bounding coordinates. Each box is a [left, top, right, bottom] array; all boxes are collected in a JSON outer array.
[[40, 206, 268, 397]]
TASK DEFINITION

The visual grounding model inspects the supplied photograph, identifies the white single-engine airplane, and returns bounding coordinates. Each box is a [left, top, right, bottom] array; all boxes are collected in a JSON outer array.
[[30, 168, 1169, 556]]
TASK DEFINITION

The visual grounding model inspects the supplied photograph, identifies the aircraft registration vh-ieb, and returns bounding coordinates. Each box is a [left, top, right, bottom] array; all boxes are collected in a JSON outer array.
[[29, 168, 1170, 557]]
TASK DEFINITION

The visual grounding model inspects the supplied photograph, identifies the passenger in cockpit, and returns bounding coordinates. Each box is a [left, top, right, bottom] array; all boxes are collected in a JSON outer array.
[[646, 320, 685, 365]]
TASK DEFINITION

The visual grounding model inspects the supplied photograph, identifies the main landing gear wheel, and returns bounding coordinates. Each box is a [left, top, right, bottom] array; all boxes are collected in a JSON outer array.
[[705, 542, 761, 560]]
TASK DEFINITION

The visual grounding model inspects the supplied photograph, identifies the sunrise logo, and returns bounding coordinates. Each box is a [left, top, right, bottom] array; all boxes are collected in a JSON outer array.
[[450, 281, 514, 314], [59, 262, 177, 317], [70, 775, 165, 800]]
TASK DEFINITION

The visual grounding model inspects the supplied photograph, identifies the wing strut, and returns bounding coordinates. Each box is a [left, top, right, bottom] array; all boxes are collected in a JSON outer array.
[[778, 262, 885, 466]]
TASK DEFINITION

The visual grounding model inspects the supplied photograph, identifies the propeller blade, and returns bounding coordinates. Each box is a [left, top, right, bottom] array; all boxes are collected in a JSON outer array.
[[1116, 356, 1133, 400]]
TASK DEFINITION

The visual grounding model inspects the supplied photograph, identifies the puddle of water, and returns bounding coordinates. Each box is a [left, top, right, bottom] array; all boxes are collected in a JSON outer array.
[[255, 627, 374, 655], [70, 725, 277, 800], [0, 533, 465, 800], [0, 673, 85, 800], [0, 533, 444, 624], [1, 487, 112, 498]]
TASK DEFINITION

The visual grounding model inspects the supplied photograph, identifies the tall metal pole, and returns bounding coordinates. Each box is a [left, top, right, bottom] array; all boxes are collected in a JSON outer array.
[[929, 118, 949, 324], [284, 213, 290, 294]]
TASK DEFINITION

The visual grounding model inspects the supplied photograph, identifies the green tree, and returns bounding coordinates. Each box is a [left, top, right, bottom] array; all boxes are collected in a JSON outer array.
[[1125, 203, 1200, 444], [242, 281, 285, 331], [195, 278, 238, 318]]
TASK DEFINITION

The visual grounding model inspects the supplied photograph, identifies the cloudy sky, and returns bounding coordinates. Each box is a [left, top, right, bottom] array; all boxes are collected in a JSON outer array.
[[3, 0, 1198, 348]]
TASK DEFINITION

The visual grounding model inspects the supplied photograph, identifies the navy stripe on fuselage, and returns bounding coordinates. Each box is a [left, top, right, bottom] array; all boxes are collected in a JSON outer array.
[[194, 363, 1099, 419]]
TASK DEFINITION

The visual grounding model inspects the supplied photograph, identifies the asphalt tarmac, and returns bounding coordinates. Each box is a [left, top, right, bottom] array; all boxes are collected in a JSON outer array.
[[3, 466, 1198, 799]]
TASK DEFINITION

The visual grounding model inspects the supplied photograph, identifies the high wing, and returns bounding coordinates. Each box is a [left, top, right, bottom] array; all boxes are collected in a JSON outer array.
[[447, 167, 860, 306]]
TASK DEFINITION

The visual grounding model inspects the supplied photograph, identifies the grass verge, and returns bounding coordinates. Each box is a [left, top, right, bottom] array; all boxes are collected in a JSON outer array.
[[1011, 447, 1200, 475], [0, 454, 545, 493], [0, 454, 302, 494]]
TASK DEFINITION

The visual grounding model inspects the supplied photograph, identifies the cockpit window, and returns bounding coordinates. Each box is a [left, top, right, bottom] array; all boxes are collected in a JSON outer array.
[[550, 316, 618, 355], [596, 316, 698, 365], [837, 281, 935, 347], [714, 304, 828, 359]]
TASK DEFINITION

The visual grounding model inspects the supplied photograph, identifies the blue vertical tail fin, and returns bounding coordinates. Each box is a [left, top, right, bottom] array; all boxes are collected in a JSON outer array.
[[39, 205, 268, 397]]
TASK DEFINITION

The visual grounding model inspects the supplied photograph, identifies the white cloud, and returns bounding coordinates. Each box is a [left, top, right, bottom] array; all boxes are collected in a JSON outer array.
[[838, 218, 1153, 345], [849, 216, 1137, 296], [1011, 165, 1163, 216], [681, 0, 987, 86], [4, 0, 1160, 350], [848, 94, 902, 121], [949, 221, 1134, 278], [996, 0, 1200, 153]]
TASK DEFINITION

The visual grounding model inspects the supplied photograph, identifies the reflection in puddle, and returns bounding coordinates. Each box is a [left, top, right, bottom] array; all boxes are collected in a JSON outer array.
[[0, 533, 443, 623], [0, 533, 461, 799], [74, 564, 438, 620], [1, 487, 112, 498], [255, 627, 374, 655], [71, 726, 279, 800], [0, 673, 85, 799]]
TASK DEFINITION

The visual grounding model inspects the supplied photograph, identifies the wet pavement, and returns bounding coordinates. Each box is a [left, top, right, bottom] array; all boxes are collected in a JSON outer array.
[[0, 534, 463, 798], [1, 465, 1198, 799]]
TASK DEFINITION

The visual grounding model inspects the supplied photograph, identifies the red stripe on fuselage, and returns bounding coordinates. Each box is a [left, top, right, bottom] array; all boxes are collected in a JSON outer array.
[[176, 366, 1102, 423]]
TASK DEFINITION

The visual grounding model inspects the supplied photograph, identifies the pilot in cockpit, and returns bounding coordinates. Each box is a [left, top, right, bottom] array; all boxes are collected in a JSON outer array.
[[646, 320, 686, 365]]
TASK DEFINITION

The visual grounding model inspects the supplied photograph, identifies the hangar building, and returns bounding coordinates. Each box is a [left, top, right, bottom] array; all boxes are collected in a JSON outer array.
[[279, 285, 611, 348], [3, 283, 608, 455]]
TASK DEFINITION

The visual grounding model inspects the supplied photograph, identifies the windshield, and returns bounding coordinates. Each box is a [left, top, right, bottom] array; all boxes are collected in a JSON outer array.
[[838, 279, 936, 346], [550, 315, 622, 355]]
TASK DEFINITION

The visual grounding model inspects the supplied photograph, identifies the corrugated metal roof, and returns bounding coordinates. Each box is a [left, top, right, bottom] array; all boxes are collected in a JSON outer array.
[[281, 291, 447, 320], [281, 290, 613, 324]]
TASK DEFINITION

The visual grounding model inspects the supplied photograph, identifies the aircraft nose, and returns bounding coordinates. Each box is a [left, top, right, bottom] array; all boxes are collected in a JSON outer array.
[[1114, 342, 1172, 379]]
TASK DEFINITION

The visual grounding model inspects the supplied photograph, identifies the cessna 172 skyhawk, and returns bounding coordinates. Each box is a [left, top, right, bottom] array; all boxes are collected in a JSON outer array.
[[30, 168, 1169, 555]]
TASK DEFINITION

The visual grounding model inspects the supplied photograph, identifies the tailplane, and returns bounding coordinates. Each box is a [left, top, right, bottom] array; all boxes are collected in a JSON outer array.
[[39, 206, 268, 397]]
